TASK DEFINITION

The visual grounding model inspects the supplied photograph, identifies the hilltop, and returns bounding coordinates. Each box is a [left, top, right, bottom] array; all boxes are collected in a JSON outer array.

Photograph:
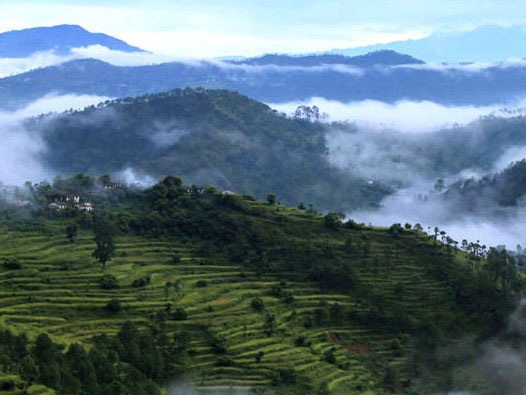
[[0, 174, 520, 394], [27, 88, 390, 211]]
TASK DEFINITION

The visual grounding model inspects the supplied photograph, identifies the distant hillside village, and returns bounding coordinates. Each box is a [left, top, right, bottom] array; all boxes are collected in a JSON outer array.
[[0, 174, 240, 216], [0, 175, 129, 213]]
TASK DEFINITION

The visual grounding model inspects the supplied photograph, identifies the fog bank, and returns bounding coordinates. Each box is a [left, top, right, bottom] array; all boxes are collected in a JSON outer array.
[[270, 97, 526, 133], [0, 93, 110, 185]]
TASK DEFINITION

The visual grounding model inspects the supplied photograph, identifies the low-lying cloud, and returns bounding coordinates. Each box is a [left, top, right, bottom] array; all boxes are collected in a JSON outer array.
[[0, 45, 198, 78], [441, 299, 526, 395], [0, 93, 110, 185], [270, 97, 526, 132], [351, 185, 526, 249]]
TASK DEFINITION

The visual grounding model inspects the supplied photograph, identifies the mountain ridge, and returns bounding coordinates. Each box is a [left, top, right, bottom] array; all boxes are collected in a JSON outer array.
[[3, 53, 526, 110], [329, 25, 526, 63], [0, 24, 145, 58]]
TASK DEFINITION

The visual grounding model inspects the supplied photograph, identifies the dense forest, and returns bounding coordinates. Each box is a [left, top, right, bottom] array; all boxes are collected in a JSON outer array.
[[25, 88, 390, 212], [0, 174, 522, 394]]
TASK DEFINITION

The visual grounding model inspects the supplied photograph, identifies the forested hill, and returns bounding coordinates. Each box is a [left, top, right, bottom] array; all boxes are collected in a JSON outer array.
[[230, 50, 424, 67], [28, 88, 390, 211], [444, 159, 526, 211], [0, 175, 521, 394]]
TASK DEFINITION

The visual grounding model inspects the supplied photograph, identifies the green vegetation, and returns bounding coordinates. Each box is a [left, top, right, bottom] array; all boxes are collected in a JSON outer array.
[[0, 174, 522, 394], [27, 88, 390, 211]]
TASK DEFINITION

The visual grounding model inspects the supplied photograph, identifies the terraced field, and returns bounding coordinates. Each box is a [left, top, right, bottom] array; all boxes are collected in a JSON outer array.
[[0, 183, 508, 395], [0, 218, 422, 394]]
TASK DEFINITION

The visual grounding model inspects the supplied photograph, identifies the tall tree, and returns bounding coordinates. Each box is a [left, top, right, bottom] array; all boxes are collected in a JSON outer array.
[[92, 216, 116, 268]]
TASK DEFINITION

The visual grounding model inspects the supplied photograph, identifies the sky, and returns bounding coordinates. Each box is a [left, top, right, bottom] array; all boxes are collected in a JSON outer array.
[[0, 0, 525, 57]]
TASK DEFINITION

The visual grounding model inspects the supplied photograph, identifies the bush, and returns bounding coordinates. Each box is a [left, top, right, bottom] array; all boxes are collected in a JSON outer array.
[[132, 275, 151, 288], [106, 299, 122, 312], [4, 258, 22, 270], [99, 274, 119, 289], [251, 297, 265, 311], [255, 351, 265, 363], [210, 335, 227, 354], [323, 348, 337, 364], [273, 367, 296, 384], [195, 280, 208, 288], [215, 356, 234, 367], [171, 307, 188, 321], [294, 334, 308, 347]]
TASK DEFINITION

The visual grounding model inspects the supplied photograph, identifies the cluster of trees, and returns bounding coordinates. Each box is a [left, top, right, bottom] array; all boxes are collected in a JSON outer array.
[[0, 320, 190, 394]]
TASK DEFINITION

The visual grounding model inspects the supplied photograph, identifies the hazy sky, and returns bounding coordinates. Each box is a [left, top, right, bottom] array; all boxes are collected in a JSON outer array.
[[0, 0, 525, 57]]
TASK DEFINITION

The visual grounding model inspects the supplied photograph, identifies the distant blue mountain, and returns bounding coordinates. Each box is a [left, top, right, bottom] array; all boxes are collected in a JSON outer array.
[[232, 50, 424, 67], [330, 25, 526, 63], [0, 24, 145, 58], [3, 52, 526, 110]]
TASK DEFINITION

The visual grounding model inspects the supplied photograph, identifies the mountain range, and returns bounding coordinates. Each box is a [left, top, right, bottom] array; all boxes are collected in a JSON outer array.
[[3, 52, 526, 110], [0, 24, 145, 58], [329, 25, 526, 63]]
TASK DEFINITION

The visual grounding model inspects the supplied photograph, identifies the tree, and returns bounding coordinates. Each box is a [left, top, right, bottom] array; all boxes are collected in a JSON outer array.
[[92, 216, 116, 268], [99, 274, 119, 289], [19, 355, 39, 383], [266, 193, 277, 205], [65, 223, 78, 243]]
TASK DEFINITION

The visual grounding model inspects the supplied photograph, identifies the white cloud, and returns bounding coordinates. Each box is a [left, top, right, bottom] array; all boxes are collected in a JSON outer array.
[[0, 93, 110, 185], [351, 185, 526, 249], [270, 98, 526, 133]]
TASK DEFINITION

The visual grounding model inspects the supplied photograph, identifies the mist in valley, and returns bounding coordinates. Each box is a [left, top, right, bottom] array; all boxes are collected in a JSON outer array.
[[3, 89, 526, 252], [271, 97, 526, 250], [0, 93, 109, 185]]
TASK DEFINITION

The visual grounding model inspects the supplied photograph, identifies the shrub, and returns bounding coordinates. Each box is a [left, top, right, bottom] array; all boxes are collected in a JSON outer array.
[[4, 258, 22, 270], [215, 356, 234, 367], [132, 275, 151, 288], [106, 299, 122, 312], [323, 348, 337, 364], [255, 351, 265, 363], [210, 335, 227, 354], [273, 367, 296, 384], [99, 274, 119, 289], [294, 334, 308, 347], [195, 280, 208, 288], [171, 307, 188, 321], [251, 297, 265, 311]]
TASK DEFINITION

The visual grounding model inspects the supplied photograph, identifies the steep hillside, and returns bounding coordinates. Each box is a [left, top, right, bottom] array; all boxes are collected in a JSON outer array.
[[0, 24, 144, 58], [27, 88, 390, 211], [0, 175, 520, 394], [444, 159, 526, 211]]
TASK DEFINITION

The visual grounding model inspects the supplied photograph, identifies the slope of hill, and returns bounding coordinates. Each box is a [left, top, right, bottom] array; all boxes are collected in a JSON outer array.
[[0, 24, 144, 58], [0, 175, 519, 394], [444, 159, 526, 212], [330, 25, 526, 63], [27, 88, 390, 211], [3, 51, 526, 109]]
